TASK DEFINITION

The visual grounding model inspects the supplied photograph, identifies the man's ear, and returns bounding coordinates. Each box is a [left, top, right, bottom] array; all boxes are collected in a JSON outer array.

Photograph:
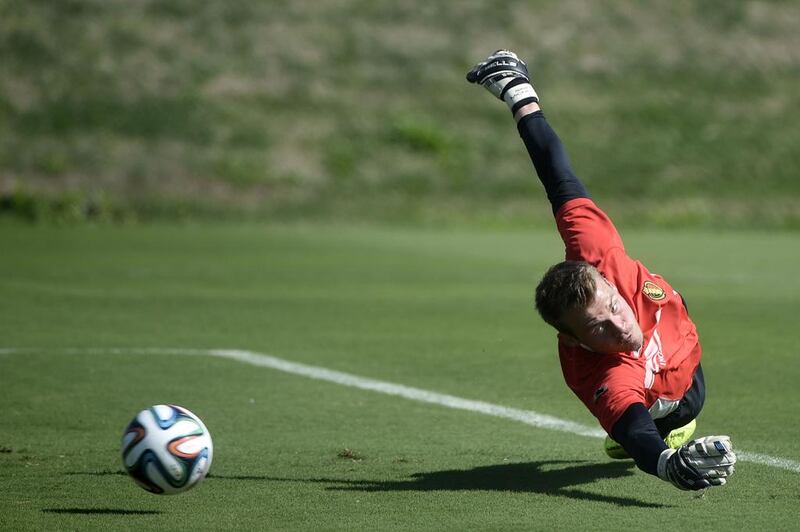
[[558, 332, 580, 347]]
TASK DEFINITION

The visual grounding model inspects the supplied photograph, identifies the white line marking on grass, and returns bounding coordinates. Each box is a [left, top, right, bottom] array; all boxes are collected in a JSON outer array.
[[736, 452, 800, 474], [209, 348, 606, 439], [5, 347, 800, 474]]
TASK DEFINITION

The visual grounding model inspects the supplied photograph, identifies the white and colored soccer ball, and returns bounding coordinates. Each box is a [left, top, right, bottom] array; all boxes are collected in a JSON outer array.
[[121, 404, 213, 495]]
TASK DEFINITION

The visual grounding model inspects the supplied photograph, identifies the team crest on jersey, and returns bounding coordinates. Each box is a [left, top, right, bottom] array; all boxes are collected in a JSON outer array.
[[642, 281, 666, 302]]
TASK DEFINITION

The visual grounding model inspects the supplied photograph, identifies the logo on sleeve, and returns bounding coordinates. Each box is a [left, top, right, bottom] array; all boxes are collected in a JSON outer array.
[[642, 281, 666, 302], [593, 384, 608, 402]]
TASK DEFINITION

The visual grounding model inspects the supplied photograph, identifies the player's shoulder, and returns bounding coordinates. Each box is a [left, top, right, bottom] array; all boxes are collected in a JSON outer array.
[[555, 198, 615, 227], [556, 199, 626, 264]]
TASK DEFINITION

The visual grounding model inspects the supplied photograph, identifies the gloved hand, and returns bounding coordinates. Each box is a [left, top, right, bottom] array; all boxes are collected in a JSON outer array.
[[657, 435, 736, 490], [466, 50, 539, 113]]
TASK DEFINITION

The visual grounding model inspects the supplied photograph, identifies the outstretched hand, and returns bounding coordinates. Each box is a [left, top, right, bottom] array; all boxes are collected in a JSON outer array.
[[466, 50, 539, 112], [658, 435, 736, 490]]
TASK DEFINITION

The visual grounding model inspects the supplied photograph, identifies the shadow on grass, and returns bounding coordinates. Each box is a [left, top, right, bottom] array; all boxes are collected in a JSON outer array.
[[265, 461, 669, 509], [66, 469, 268, 482], [65, 461, 667, 508], [42, 508, 160, 515]]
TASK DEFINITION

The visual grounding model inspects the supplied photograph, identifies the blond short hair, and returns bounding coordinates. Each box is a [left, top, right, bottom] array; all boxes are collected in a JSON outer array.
[[534, 261, 597, 334]]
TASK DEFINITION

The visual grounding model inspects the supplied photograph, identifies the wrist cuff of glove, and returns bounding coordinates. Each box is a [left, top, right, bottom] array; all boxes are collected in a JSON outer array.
[[657, 448, 676, 482], [501, 79, 539, 113]]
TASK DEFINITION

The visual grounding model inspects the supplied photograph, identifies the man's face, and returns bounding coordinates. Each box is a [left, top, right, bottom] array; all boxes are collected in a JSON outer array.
[[560, 271, 643, 354]]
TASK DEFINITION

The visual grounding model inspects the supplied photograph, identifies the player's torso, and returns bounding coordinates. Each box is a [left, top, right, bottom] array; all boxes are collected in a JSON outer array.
[[560, 249, 701, 407], [553, 198, 702, 427], [614, 256, 699, 397]]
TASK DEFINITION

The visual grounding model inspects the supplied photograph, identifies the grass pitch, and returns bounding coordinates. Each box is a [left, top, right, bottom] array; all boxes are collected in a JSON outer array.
[[1, 222, 799, 530]]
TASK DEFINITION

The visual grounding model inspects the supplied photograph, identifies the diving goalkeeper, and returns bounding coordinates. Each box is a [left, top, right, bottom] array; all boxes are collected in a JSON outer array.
[[467, 50, 736, 491]]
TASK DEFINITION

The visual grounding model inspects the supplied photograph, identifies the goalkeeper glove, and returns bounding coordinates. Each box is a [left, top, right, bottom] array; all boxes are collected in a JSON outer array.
[[466, 50, 539, 113], [657, 435, 736, 491]]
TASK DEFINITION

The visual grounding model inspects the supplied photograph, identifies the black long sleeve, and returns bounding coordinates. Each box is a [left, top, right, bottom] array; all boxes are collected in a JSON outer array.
[[517, 111, 590, 213], [610, 402, 669, 476]]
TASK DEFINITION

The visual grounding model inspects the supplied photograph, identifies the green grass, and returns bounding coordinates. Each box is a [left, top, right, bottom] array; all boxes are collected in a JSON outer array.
[[1, 222, 799, 529], [2, 1, 799, 226]]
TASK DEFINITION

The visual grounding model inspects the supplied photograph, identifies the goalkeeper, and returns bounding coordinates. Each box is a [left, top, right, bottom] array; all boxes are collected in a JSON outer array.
[[467, 51, 736, 491]]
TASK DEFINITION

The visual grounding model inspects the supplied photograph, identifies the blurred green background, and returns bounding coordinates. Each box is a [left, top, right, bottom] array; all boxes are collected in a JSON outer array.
[[1, 0, 798, 227]]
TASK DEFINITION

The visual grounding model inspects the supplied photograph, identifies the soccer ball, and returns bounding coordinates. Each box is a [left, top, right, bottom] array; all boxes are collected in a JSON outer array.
[[121, 404, 213, 495]]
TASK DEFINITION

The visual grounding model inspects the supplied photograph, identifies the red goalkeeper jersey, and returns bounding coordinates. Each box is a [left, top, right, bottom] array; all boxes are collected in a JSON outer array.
[[555, 198, 702, 435]]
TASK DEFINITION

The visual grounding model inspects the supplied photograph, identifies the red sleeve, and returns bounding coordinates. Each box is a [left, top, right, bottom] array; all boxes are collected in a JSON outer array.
[[555, 198, 625, 265], [560, 350, 646, 434]]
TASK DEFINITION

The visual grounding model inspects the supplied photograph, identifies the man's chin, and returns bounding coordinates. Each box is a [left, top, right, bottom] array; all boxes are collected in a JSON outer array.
[[616, 335, 643, 353], [624, 336, 643, 352]]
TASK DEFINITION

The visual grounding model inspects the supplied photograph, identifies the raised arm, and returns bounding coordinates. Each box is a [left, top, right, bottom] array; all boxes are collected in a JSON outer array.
[[467, 50, 623, 266], [466, 50, 589, 214]]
